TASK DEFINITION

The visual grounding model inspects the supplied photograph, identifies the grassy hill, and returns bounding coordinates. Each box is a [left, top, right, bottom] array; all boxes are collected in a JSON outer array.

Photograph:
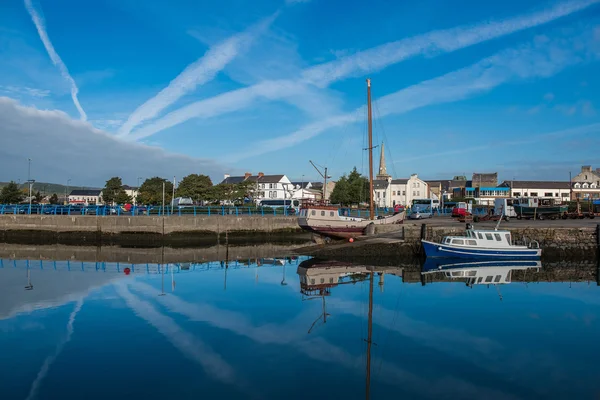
[[0, 181, 100, 196]]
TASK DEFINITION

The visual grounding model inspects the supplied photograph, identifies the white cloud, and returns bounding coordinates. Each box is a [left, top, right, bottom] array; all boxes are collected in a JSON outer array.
[[23, 0, 86, 121], [229, 26, 600, 160], [0, 85, 50, 98], [132, 0, 600, 140], [117, 12, 279, 137], [0, 97, 228, 186]]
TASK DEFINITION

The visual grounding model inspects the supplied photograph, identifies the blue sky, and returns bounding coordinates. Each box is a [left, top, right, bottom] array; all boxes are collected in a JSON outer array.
[[1, 0, 600, 186]]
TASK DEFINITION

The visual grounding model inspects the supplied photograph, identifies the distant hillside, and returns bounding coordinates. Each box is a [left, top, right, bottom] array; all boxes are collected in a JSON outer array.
[[0, 181, 101, 195]]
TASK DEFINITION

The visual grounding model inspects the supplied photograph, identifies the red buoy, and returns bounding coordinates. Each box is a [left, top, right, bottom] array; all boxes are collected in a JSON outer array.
[[349, 238, 354, 243]]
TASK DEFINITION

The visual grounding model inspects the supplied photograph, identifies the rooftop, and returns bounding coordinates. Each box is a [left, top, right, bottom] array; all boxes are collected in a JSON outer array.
[[500, 180, 570, 190]]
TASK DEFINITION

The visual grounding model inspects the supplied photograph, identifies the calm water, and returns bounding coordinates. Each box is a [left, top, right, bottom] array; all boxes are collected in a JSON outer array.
[[1, 256, 600, 400]]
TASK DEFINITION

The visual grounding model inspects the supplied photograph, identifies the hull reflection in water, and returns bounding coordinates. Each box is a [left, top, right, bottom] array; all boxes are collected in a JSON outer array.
[[421, 258, 542, 287]]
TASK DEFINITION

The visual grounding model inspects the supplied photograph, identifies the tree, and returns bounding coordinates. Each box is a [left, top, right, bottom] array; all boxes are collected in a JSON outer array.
[[137, 177, 173, 205], [211, 180, 255, 204], [34, 191, 43, 203], [176, 174, 213, 203], [0, 181, 25, 204], [329, 167, 370, 205], [102, 177, 132, 205], [49, 193, 59, 205]]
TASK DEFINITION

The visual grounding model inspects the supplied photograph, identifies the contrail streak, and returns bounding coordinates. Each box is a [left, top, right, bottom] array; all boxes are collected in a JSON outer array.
[[24, 0, 87, 121]]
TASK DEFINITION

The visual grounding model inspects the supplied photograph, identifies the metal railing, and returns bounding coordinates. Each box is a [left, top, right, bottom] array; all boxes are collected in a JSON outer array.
[[0, 204, 493, 217]]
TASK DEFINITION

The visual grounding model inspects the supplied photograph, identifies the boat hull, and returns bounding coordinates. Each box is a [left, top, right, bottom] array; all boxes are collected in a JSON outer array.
[[298, 211, 405, 240], [513, 205, 568, 216], [421, 240, 541, 259]]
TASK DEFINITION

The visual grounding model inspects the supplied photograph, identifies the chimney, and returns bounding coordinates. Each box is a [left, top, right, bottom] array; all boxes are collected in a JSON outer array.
[[224, 174, 230, 180], [582, 165, 592, 172], [258, 172, 264, 178], [244, 172, 252, 179]]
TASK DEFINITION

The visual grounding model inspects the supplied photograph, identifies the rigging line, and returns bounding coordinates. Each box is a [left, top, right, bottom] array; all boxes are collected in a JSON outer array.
[[373, 98, 398, 178]]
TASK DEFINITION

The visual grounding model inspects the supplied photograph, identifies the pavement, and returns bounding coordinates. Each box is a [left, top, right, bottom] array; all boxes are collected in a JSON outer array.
[[404, 215, 600, 229]]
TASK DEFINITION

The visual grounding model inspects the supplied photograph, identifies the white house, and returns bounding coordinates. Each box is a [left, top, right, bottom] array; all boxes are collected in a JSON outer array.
[[68, 189, 102, 205], [122, 185, 139, 204], [220, 172, 294, 202], [373, 174, 429, 207]]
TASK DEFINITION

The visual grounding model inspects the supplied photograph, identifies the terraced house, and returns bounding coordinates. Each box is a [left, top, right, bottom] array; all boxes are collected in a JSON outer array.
[[571, 165, 600, 199]]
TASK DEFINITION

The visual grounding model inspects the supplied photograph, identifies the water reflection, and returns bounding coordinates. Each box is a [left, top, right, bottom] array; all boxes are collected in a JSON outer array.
[[1, 255, 600, 399]]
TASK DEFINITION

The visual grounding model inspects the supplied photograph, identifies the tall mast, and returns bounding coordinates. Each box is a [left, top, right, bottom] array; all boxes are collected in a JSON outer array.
[[367, 79, 374, 220]]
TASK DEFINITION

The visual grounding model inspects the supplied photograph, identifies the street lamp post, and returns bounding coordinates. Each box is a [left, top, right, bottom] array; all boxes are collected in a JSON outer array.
[[66, 179, 71, 205], [27, 158, 33, 214]]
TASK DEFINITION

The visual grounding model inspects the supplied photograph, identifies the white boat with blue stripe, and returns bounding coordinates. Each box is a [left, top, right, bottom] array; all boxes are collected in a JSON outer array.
[[421, 223, 541, 259]]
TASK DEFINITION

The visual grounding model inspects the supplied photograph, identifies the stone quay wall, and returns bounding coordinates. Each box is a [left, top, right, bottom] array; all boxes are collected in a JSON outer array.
[[0, 215, 303, 245]]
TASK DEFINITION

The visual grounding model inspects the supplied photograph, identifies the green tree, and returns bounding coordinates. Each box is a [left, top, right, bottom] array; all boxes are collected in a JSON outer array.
[[176, 174, 213, 203], [211, 180, 255, 204], [49, 193, 59, 205], [0, 181, 25, 204], [329, 167, 369, 205], [102, 177, 132, 205], [137, 177, 173, 205], [34, 191, 43, 203]]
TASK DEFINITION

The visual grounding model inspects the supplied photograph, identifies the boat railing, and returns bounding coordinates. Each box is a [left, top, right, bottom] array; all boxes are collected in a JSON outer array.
[[528, 240, 540, 249]]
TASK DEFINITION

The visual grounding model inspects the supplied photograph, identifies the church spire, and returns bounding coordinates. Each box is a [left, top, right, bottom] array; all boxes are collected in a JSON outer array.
[[376, 141, 390, 180]]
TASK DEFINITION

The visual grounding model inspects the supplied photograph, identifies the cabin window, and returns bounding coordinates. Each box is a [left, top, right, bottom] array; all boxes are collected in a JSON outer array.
[[452, 239, 465, 245], [321, 211, 325, 216], [477, 277, 483, 283], [544, 192, 552, 197], [466, 271, 477, 277], [329, 211, 334, 217], [310, 279, 315, 284], [530, 192, 538, 197], [467, 240, 477, 245], [444, 238, 451, 244], [485, 276, 493, 283], [311, 210, 316, 216], [485, 233, 493, 240], [477, 233, 483, 239], [329, 278, 334, 283], [494, 233, 501, 241], [320, 278, 324, 284], [494, 275, 502, 283], [505, 233, 511, 243]]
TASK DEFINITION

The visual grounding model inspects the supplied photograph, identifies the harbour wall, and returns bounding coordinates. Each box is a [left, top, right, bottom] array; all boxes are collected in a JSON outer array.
[[0, 215, 304, 245], [307, 224, 600, 260]]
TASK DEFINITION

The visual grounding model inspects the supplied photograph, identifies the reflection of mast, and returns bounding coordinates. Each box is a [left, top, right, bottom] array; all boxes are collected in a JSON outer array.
[[307, 296, 329, 334], [365, 267, 374, 400], [159, 264, 166, 296]]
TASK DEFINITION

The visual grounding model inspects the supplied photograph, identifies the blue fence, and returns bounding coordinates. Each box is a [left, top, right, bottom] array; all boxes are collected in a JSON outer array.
[[0, 204, 493, 217]]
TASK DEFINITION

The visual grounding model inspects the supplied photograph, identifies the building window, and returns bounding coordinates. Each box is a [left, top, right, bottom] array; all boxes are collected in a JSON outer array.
[[544, 192, 552, 197], [393, 191, 396, 196], [417, 191, 420, 196], [311, 210, 316, 215], [330, 211, 334, 217], [321, 211, 325, 216], [413, 191, 416, 196], [530, 192, 538, 196], [383, 192, 386, 198], [402, 191, 406, 196]]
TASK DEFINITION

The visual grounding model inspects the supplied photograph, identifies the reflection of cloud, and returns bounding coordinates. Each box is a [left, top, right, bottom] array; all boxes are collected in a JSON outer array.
[[26, 299, 83, 400], [130, 282, 517, 399], [114, 283, 238, 386], [329, 298, 500, 355]]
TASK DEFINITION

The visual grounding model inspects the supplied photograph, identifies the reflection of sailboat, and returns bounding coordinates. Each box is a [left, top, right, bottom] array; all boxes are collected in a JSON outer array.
[[421, 259, 542, 287], [297, 259, 381, 399]]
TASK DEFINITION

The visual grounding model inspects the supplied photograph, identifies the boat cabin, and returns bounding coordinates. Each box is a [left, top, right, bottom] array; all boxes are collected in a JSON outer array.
[[441, 228, 513, 249]]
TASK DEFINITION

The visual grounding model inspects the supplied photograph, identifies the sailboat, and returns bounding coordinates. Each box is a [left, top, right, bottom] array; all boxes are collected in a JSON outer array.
[[297, 79, 406, 239]]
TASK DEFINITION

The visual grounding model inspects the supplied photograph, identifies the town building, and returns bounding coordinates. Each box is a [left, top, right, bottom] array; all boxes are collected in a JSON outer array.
[[372, 146, 429, 207], [68, 189, 102, 205], [571, 165, 600, 199], [452, 173, 509, 206], [498, 181, 571, 201], [122, 185, 139, 204], [220, 173, 294, 202]]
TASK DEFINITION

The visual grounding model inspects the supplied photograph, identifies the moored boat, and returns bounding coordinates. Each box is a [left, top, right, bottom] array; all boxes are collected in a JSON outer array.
[[297, 78, 406, 239], [421, 223, 541, 259], [422, 259, 542, 286]]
